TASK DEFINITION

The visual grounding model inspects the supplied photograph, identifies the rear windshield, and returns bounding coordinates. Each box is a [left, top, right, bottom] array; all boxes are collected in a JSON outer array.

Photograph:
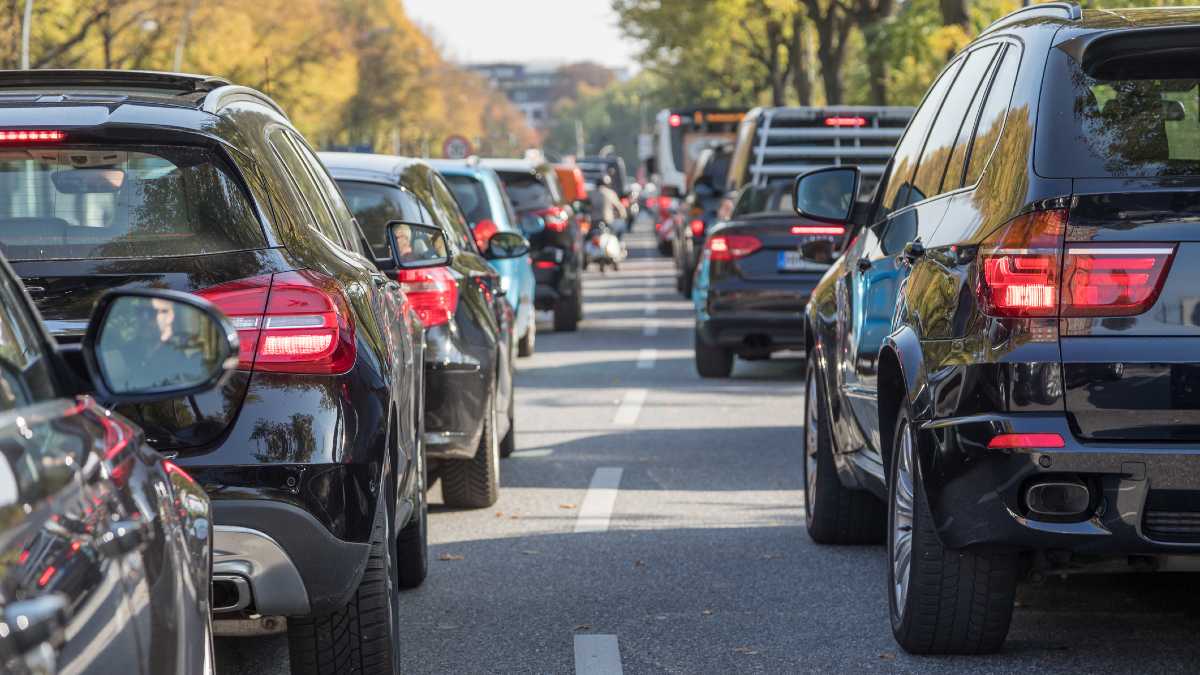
[[1038, 45, 1200, 177], [337, 181, 424, 259], [733, 181, 793, 217], [0, 145, 265, 260], [444, 175, 493, 225], [497, 171, 554, 212]]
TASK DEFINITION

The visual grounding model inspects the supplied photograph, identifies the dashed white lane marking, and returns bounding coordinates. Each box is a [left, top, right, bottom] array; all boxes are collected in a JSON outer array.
[[574, 634, 623, 675], [612, 388, 647, 426], [511, 448, 555, 458], [644, 304, 657, 316], [642, 321, 659, 337], [636, 348, 657, 369], [643, 290, 654, 300], [574, 467, 623, 534]]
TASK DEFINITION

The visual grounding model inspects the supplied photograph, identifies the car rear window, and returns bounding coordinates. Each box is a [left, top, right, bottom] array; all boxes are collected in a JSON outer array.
[[444, 175, 493, 225], [336, 181, 426, 259], [732, 181, 793, 217], [497, 171, 554, 212], [0, 145, 265, 260], [1038, 41, 1200, 177]]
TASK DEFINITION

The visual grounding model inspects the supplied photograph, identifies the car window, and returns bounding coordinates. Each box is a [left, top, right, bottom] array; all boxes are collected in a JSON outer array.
[[911, 44, 999, 201], [0, 145, 265, 261], [336, 181, 425, 259], [875, 59, 962, 223], [429, 173, 475, 252], [444, 175, 493, 225], [943, 45, 1005, 191], [287, 133, 361, 252], [967, 45, 1021, 184], [0, 271, 56, 412], [268, 128, 345, 246], [498, 171, 555, 212]]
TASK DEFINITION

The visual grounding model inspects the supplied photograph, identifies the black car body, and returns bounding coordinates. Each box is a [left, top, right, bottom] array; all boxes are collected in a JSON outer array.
[[674, 144, 732, 297], [691, 181, 842, 377], [324, 153, 517, 508], [0, 253, 232, 674], [484, 159, 584, 332], [797, 3, 1200, 654], [0, 70, 425, 672]]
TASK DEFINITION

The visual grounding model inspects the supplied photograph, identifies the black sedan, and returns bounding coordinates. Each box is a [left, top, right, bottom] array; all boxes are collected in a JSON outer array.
[[325, 153, 525, 508], [0, 254, 235, 674], [692, 181, 841, 377]]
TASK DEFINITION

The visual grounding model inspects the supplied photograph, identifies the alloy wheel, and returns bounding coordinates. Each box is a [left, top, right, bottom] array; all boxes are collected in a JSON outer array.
[[804, 369, 819, 522], [891, 420, 915, 612]]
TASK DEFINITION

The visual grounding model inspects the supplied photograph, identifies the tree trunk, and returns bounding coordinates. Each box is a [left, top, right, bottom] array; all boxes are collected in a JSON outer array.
[[815, 17, 850, 105], [940, 0, 969, 27], [866, 35, 887, 105], [790, 13, 813, 106]]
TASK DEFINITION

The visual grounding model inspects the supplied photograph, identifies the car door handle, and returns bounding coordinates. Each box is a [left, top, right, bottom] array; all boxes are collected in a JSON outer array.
[[1, 594, 69, 653], [856, 257, 872, 272], [98, 520, 149, 558]]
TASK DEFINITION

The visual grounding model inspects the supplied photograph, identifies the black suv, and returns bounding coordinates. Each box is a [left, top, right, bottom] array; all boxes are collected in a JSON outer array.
[[0, 70, 425, 673], [795, 4, 1200, 655], [674, 143, 732, 297]]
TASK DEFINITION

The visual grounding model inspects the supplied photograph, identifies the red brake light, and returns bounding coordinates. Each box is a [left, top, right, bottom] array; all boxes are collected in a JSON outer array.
[[397, 266, 459, 328], [668, 114, 682, 127], [0, 129, 65, 142], [987, 433, 1065, 449], [1061, 244, 1176, 317], [537, 206, 569, 233], [534, 260, 558, 269], [978, 209, 1067, 318], [473, 218, 499, 253], [37, 565, 56, 587], [791, 225, 845, 236], [197, 270, 357, 374], [707, 234, 761, 262], [689, 219, 705, 237], [824, 116, 867, 127]]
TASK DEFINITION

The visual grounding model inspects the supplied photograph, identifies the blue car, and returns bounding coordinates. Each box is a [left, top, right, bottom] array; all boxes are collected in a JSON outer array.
[[431, 160, 538, 356]]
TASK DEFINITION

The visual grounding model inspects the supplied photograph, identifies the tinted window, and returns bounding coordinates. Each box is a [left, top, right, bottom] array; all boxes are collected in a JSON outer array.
[[876, 59, 962, 222], [288, 134, 359, 246], [731, 182, 792, 216], [911, 44, 999, 200], [1038, 46, 1200, 177], [0, 146, 264, 261], [945, 46, 1006, 190], [337, 181, 423, 259], [269, 129, 343, 245], [498, 171, 554, 212], [445, 175, 493, 225], [428, 174, 474, 252], [0, 272, 55, 411], [967, 45, 1021, 184]]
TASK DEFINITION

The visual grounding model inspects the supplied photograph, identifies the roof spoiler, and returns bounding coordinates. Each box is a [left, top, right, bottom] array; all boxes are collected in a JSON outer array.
[[981, 2, 1081, 36], [0, 69, 231, 94]]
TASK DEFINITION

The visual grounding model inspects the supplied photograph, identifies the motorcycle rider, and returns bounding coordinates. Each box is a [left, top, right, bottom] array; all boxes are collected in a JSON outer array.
[[590, 174, 628, 239]]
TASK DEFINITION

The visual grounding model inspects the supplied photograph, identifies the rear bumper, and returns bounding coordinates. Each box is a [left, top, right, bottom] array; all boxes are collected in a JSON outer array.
[[423, 324, 489, 459], [696, 316, 806, 351], [531, 247, 578, 310], [919, 413, 1200, 554]]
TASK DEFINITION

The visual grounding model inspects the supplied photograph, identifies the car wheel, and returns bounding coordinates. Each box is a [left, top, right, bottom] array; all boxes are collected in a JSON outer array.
[[887, 404, 1018, 655], [396, 436, 428, 588], [499, 389, 516, 458], [518, 317, 536, 357], [441, 393, 500, 508], [694, 326, 733, 378], [287, 497, 399, 674], [553, 295, 579, 332], [802, 357, 885, 544]]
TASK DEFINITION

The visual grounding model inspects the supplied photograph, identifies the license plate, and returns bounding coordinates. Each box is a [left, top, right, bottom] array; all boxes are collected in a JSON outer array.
[[777, 250, 812, 271]]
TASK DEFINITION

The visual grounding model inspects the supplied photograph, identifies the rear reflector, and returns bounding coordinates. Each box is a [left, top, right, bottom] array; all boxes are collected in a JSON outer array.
[[1061, 245, 1176, 317], [0, 129, 65, 142], [824, 117, 867, 127], [791, 225, 845, 236], [988, 433, 1065, 449], [397, 266, 459, 328], [534, 260, 557, 269], [707, 234, 761, 262]]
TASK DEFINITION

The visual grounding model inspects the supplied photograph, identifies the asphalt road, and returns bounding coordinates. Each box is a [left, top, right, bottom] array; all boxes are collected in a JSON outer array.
[[217, 228, 1200, 674]]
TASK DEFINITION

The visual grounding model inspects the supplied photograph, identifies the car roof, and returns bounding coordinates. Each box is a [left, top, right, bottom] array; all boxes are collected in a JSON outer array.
[[320, 152, 428, 184], [479, 158, 542, 174], [1077, 6, 1200, 30], [426, 159, 494, 179]]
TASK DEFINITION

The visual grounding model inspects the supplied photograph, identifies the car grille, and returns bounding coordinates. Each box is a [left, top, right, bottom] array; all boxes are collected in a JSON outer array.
[[1143, 490, 1200, 543]]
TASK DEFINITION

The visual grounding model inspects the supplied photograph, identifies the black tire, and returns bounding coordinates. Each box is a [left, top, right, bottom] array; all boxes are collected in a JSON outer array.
[[803, 357, 885, 545], [499, 390, 516, 458], [441, 393, 500, 508], [287, 499, 399, 675], [694, 327, 733, 378], [888, 405, 1019, 655], [517, 317, 535, 357], [396, 440, 428, 589], [554, 295, 579, 332]]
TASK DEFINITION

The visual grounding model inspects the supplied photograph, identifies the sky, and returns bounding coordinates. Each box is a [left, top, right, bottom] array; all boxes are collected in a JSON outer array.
[[403, 0, 639, 70]]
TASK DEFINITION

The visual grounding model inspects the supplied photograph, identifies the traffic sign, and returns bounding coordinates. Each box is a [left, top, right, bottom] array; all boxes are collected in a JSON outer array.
[[443, 135, 473, 159]]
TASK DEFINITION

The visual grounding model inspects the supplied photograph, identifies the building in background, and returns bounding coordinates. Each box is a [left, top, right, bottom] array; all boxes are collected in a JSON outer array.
[[469, 63, 560, 130]]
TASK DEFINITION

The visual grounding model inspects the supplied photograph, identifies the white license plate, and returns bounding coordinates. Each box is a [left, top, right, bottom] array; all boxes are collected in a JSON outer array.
[[777, 250, 812, 271]]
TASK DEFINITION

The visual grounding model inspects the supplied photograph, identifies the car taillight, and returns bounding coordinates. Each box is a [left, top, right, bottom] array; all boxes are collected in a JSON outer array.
[[707, 234, 761, 262], [537, 206, 569, 233], [689, 219, 705, 237], [978, 208, 1176, 319], [0, 129, 65, 142], [397, 266, 459, 328], [473, 218, 498, 253], [1061, 244, 1176, 317], [196, 270, 357, 374], [791, 225, 845, 236]]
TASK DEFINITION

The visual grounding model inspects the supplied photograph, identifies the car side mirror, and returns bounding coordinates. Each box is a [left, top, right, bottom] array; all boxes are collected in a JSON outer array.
[[82, 290, 238, 404], [485, 231, 530, 260], [387, 221, 450, 269], [793, 166, 861, 223]]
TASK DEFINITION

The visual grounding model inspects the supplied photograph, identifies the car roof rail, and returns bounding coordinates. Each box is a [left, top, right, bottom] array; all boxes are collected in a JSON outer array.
[[0, 69, 231, 94], [201, 85, 290, 121], [981, 2, 1082, 35]]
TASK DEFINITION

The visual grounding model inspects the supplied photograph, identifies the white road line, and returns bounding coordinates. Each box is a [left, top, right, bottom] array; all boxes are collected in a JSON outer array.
[[644, 305, 657, 316], [574, 634, 623, 675], [642, 321, 659, 337], [574, 467, 623, 534], [612, 388, 646, 426], [643, 290, 654, 300], [636, 348, 657, 369], [511, 448, 555, 459]]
